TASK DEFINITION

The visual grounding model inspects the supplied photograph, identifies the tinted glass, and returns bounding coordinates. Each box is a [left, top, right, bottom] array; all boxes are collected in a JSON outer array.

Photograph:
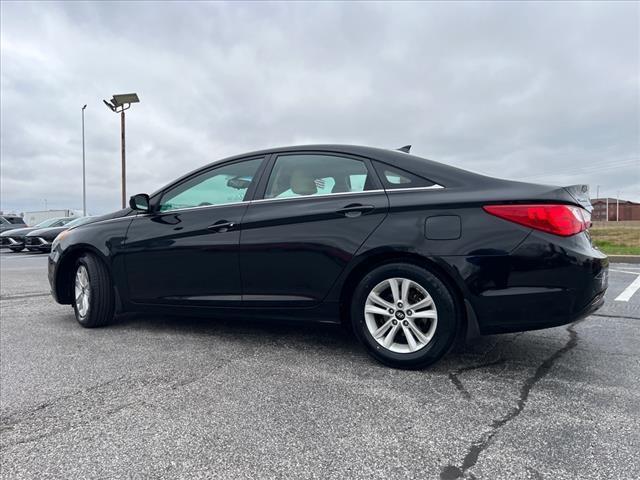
[[35, 217, 66, 228], [58, 218, 75, 226], [65, 216, 93, 228], [159, 158, 262, 212], [7, 217, 25, 225], [373, 162, 435, 189], [265, 154, 374, 199]]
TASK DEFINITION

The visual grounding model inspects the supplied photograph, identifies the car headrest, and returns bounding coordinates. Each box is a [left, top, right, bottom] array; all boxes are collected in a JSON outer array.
[[290, 170, 317, 196]]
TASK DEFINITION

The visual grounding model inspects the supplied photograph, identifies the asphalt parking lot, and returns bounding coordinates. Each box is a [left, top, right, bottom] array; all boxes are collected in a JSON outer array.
[[1, 251, 638, 479]]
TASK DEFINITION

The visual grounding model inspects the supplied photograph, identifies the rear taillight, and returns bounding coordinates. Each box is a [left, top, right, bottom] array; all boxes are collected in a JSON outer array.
[[482, 204, 591, 236]]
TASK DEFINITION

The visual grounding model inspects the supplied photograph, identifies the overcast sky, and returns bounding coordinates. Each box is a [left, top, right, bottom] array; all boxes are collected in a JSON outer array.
[[1, 1, 638, 215]]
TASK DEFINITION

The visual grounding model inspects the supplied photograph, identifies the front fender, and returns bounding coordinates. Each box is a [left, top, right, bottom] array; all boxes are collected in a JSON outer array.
[[49, 216, 134, 305]]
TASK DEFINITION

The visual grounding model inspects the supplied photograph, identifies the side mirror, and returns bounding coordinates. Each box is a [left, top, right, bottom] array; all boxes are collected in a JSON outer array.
[[129, 193, 150, 212]]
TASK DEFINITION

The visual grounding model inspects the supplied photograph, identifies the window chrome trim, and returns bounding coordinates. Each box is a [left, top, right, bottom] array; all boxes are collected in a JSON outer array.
[[137, 200, 251, 216], [250, 189, 387, 205], [248, 184, 444, 205], [135, 184, 445, 214], [386, 184, 444, 192]]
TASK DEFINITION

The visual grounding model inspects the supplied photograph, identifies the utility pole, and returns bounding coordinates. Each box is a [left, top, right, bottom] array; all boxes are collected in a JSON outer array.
[[606, 197, 609, 222], [616, 191, 620, 222], [82, 105, 87, 216]]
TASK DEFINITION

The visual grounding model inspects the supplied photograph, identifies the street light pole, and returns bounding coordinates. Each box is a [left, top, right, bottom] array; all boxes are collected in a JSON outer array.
[[121, 109, 126, 209], [103, 93, 139, 210], [82, 105, 87, 216]]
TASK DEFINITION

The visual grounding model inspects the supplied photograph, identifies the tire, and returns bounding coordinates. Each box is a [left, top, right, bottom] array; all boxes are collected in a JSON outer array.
[[9, 247, 24, 252], [351, 263, 460, 369], [72, 253, 115, 328]]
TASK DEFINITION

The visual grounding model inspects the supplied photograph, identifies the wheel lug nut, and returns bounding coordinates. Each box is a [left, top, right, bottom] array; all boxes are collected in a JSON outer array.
[[388, 308, 394, 314], [403, 320, 408, 326], [397, 302, 403, 308], [407, 310, 413, 316], [392, 320, 398, 325]]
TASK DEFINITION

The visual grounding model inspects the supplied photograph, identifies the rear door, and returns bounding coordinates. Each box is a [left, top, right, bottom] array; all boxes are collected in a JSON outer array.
[[239, 152, 389, 306], [123, 156, 266, 306]]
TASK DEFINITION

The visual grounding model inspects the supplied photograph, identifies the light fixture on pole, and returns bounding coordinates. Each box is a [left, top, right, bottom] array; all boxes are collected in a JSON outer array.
[[103, 93, 140, 209], [82, 105, 87, 216]]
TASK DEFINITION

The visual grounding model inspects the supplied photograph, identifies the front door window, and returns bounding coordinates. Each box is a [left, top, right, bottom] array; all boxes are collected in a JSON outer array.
[[159, 158, 263, 212]]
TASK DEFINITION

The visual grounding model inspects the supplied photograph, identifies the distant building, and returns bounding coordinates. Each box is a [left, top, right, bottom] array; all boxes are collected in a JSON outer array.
[[591, 198, 640, 221]]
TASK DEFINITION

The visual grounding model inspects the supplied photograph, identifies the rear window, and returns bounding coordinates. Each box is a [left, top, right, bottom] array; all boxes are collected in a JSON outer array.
[[372, 162, 436, 190], [5, 217, 25, 225]]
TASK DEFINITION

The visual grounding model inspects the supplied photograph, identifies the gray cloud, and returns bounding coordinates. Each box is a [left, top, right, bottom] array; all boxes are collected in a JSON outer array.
[[1, 1, 638, 215]]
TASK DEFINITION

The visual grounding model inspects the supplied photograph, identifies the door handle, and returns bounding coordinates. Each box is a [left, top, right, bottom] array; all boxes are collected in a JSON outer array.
[[336, 204, 375, 218], [207, 220, 235, 233]]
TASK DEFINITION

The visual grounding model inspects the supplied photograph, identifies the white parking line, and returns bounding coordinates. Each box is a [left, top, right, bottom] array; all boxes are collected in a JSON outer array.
[[615, 274, 640, 302], [610, 269, 640, 275]]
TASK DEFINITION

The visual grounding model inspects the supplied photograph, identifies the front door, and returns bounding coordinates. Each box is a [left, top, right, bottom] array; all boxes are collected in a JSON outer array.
[[123, 157, 265, 305], [240, 152, 389, 306]]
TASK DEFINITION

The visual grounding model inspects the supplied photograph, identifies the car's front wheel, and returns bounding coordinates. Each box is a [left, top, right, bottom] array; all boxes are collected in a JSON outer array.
[[72, 253, 115, 328], [351, 263, 460, 369]]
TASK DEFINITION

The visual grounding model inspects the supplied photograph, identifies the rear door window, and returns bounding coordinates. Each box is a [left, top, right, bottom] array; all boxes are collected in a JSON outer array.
[[264, 154, 376, 199]]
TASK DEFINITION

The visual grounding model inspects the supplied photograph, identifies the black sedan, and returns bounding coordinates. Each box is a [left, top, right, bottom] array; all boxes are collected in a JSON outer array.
[[48, 145, 608, 369], [24, 216, 93, 252], [1, 217, 75, 252]]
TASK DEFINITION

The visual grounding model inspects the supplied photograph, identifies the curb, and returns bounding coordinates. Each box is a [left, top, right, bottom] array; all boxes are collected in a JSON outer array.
[[608, 255, 640, 264]]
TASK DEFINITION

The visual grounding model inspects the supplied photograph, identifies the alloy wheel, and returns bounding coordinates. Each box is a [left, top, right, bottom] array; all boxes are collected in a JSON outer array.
[[74, 265, 90, 318], [364, 277, 438, 354]]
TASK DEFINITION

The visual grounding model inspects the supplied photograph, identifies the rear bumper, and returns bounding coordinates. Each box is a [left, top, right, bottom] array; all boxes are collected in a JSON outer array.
[[476, 287, 606, 334], [449, 231, 608, 335]]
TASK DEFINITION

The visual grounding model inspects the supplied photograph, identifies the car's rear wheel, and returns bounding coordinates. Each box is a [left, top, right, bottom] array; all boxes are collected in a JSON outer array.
[[351, 263, 459, 369], [9, 247, 23, 252], [72, 253, 115, 328]]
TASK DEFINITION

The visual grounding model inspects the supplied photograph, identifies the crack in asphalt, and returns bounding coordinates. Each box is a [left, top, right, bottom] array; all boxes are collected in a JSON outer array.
[[592, 313, 640, 320], [0, 361, 232, 451], [448, 357, 506, 400], [0, 375, 127, 425], [440, 320, 583, 480], [0, 292, 51, 301], [448, 332, 523, 401]]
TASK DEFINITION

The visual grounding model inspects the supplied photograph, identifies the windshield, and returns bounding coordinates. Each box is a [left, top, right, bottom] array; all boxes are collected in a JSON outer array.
[[34, 217, 74, 228], [65, 216, 93, 228], [6, 217, 25, 225]]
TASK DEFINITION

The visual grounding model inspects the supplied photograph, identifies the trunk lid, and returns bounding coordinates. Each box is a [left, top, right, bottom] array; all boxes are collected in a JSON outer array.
[[563, 184, 592, 212]]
